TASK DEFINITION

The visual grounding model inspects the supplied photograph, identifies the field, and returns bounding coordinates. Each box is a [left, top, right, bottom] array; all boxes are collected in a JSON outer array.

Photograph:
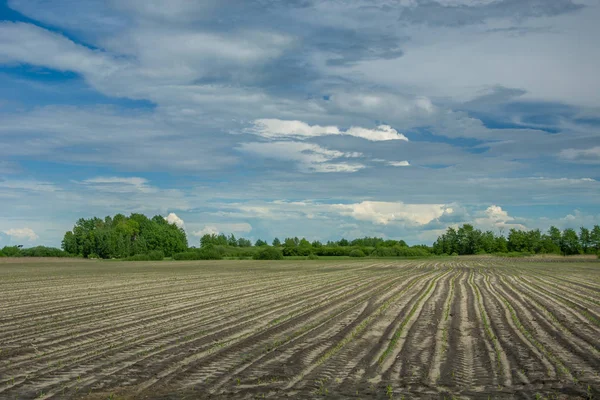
[[0, 258, 599, 399]]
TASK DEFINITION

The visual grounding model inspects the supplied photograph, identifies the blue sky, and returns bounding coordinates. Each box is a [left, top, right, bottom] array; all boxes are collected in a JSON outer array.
[[1, 0, 599, 247]]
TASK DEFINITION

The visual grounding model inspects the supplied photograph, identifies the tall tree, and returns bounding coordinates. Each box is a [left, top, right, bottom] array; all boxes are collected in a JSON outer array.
[[561, 228, 580, 255], [580, 227, 591, 253], [591, 225, 600, 252]]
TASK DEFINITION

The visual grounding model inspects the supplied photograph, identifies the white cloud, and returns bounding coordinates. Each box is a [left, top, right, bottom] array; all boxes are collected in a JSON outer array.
[[191, 222, 252, 237], [559, 146, 600, 163], [332, 201, 450, 225], [388, 160, 411, 167], [83, 176, 148, 186], [326, 91, 436, 124], [468, 176, 597, 187], [3, 227, 39, 241], [80, 177, 155, 193], [0, 21, 124, 91], [249, 119, 408, 141], [473, 205, 527, 231], [69, 176, 190, 213], [238, 141, 365, 173], [164, 212, 185, 228], [346, 8, 600, 108], [0, 179, 59, 192]]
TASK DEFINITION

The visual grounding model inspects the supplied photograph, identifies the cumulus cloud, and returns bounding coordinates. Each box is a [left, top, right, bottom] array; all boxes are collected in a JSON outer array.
[[3, 227, 39, 241], [192, 222, 252, 237], [332, 201, 450, 225], [238, 141, 365, 173], [248, 119, 408, 142], [164, 212, 185, 228], [473, 205, 527, 231]]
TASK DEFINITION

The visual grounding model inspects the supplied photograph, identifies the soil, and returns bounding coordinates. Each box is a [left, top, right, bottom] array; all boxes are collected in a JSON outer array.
[[0, 258, 598, 399]]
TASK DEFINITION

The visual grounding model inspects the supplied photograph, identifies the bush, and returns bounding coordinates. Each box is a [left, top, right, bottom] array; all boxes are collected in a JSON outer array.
[[370, 245, 431, 258], [253, 246, 284, 260], [313, 246, 352, 257], [172, 251, 198, 260], [172, 246, 223, 260], [307, 253, 319, 260], [0, 251, 5, 257], [282, 246, 312, 256], [1, 246, 21, 257], [148, 250, 165, 261], [88, 253, 100, 259], [451, 252, 458, 257], [349, 249, 366, 257], [124, 253, 151, 261], [197, 247, 224, 260], [20, 246, 68, 257]]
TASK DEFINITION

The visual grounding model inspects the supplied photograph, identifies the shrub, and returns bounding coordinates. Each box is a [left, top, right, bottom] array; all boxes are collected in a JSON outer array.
[[372, 247, 396, 257], [148, 250, 165, 261], [1, 246, 21, 257], [314, 246, 352, 257], [172, 251, 197, 260], [451, 252, 458, 257], [253, 246, 284, 260], [307, 253, 319, 260], [88, 253, 100, 259], [20, 246, 68, 257], [0, 251, 5, 257], [370, 246, 431, 258], [282, 246, 312, 256], [172, 247, 223, 260], [124, 253, 151, 261], [197, 247, 224, 260], [349, 249, 366, 257]]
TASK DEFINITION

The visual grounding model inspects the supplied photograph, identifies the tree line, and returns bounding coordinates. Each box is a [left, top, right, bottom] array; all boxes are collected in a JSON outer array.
[[432, 224, 600, 256], [2, 213, 599, 260], [183, 233, 431, 260]]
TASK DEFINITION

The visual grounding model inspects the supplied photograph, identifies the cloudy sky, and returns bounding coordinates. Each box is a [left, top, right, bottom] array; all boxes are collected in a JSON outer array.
[[1, 0, 599, 247]]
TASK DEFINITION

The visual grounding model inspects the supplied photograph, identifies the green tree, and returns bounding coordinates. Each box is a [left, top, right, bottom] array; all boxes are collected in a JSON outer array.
[[255, 239, 267, 247], [284, 237, 297, 247], [253, 246, 284, 260], [228, 234, 237, 247], [579, 227, 591, 253], [299, 238, 311, 248], [508, 229, 529, 253], [561, 228, 581, 255], [62, 213, 187, 259], [1, 246, 21, 257], [548, 226, 562, 249], [591, 225, 600, 252], [272, 237, 281, 247], [237, 237, 252, 247]]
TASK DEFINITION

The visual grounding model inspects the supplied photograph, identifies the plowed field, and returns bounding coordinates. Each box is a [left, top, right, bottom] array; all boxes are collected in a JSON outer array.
[[1, 258, 599, 399]]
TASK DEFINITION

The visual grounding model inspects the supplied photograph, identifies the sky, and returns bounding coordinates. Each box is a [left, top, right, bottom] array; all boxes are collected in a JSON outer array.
[[1, 0, 600, 248]]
